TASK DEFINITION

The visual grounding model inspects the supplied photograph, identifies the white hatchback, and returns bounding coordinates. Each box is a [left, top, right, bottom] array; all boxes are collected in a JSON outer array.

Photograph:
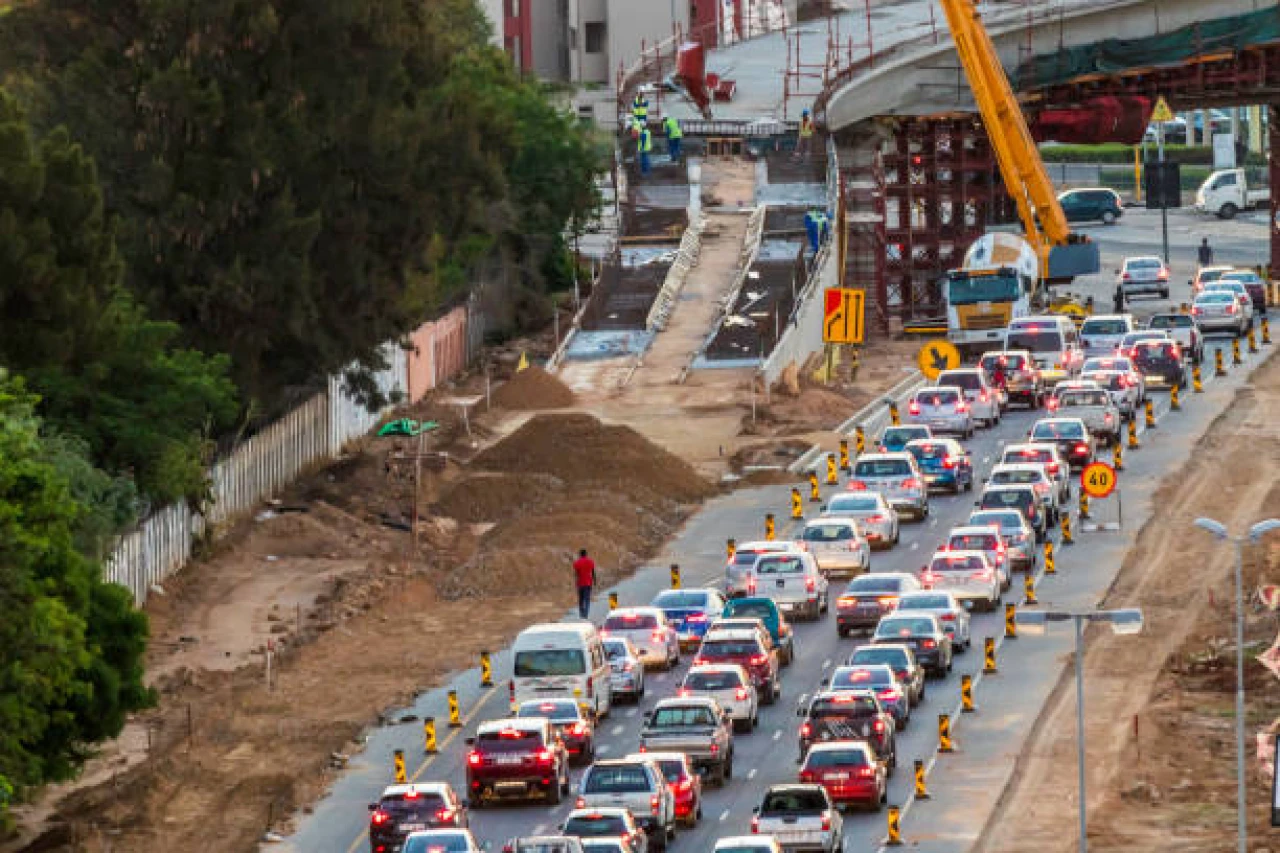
[[799, 518, 871, 577], [601, 608, 680, 670], [679, 664, 759, 732], [920, 550, 1000, 612]]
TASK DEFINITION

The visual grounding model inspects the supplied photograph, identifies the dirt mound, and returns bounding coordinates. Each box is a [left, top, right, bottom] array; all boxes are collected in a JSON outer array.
[[473, 413, 715, 504], [491, 365, 576, 410], [432, 473, 566, 523]]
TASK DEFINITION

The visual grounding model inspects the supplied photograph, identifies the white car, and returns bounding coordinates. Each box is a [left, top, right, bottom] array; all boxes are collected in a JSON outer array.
[[726, 540, 803, 599], [936, 368, 1001, 426], [895, 590, 972, 651], [1078, 314, 1135, 357], [821, 492, 900, 548], [920, 550, 1001, 612], [750, 551, 829, 620], [1081, 369, 1140, 420], [848, 453, 929, 521], [679, 664, 759, 732], [601, 608, 680, 670], [403, 829, 485, 853], [602, 637, 646, 702], [714, 837, 782, 853], [1082, 356, 1146, 403], [943, 524, 1011, 591], [1000, 442, 1071, 504], [799, 517, 871, 577]]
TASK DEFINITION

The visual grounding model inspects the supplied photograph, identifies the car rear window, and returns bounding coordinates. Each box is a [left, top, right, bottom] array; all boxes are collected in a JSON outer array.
[[899, 594, 952, 610], [724, 600, 774, 620], [1081, 319, 1128, 334], [826, 495, 881, 512], [700, 639, 762, 657], [991, 470, 1041, 486], [907, 442, 951, 460], [380, 793, 447, 820], [564, 815, 629, 837], [803, 523, 854, 542], [604, 613, 658, 630], [584, 766, 652, 793], [684, 669, 744, 690], [1060, 390, 1110, 407], [1149, 315, 1192, 329], [930, 555, 985, 572], [1083, 373, 1126, 391], [969, 512, 1022, 531], [755, 555, 804, 574], [476, 728, 544, 752], [652, 591, 708, 608], [853, 459, 911, 477], [1031, 421, 1084, 440], [804, 747, 872, 768], [1127, 258, 1161, 269], [1006, 331, 1063, 352], [938, 371, 980, 389], [809, 696, 879, 719], [761, 789, 829, 812], [949, 534, 998, 550], [603, 640, 629, 661], [518, 701, 580, 722], [1197, 293, 1234, 304], [981, 353, 1027, 370], [404, 834, 471, 853], [981, 490, 1034, 510], [850, 647, 907, 667], [882, 426, 929, 444], [514, 649, 586, 677], [653, 758, 689, 783], [651, 705, 718, 727], [878, 616, 936, 634], [916, 389, 960, 405], [1003, 448, 1051, 465], [847, 575, 904, 592], [830, 667, 893, 689], [1134, 343, 1179, 363]]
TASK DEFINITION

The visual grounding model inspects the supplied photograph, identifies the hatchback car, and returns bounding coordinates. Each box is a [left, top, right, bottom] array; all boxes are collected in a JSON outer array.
[[1202, 281, 1255, 326], [1148, 312, 1205, 364], [1192, 291, 1249, 336], [623, 752, 703, 828], [601, 608, 680, 670], [920, 550, 1000, 612], [848, 453, 929, 520], [1118, 255, 1170, 298], [1130, 339, 1187, 390], [575, 761, 674, 849], [369, 783, 468, 853], [1190, 264, 1234, 296], [1058, 187, 1123, 224], [1221, 269, 1268, 313], [936, 368, 1001, 426], [905, 386, 974, 438], [798, 741, 887, 810], [976, 484, 1048, 542], [1117, 330, 1171, 360], [693, 629, 780, 703], [821, 492, 899, 548], [725, 540, 803, 599], [797, 690, 896, 766], [894, 591, 972, 651], [846, 644, 926, 706], [799, 518, 871, 578], [988, 462, 1061, 521], [650, 588, 727, 649], [872, 613, 952, 677], [999, 442, 1071, 504], [516, 699, 596, 765], [1081, 370, 1140, 420], [602, 638, 646, 703], [562, 809, 649, 853], [1078, 314, 1135, 357], [827, 664, 910, 730], [835, 572, 922, 636], [904, 438, 974, 494], [679, 664, 759, 732], [580, 839, 639, 853], [968, 509, 1037, 573], [979, 349, 1043, 408], [1082, 355, 1146, 402], [750, 551, 829, 620], [403, 830, 485, 853], [1028, 417, 1094, 469], [944, 524, 1011, 590], [876, 424, 932, 453]]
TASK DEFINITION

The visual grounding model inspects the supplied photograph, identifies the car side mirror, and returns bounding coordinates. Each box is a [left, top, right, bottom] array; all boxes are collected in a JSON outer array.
[[752, 805, 761, 814]]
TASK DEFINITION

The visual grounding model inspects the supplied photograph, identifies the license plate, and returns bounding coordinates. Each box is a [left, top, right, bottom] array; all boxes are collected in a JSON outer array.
[[825, 772, 850, 780], [776, 578, 786, 589], [857, 603, 878, 611], [400, 823, 426, 832], [495, 754, 524, 765]]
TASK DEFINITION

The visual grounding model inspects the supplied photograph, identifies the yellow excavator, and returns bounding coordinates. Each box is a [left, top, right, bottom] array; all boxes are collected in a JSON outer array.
[[938, 0, 1100, 345]]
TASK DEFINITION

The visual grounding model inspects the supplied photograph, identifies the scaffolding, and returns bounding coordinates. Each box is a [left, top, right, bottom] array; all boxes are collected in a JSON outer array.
[[782, 1, 873, 121]]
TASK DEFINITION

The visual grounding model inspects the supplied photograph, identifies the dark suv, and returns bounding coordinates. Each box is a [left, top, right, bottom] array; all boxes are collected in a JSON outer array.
[[692, 630, 779, 704], [797, 690, 896, 768], [466, 718, 570, 806], [1058, 188, 1123, 224], [368, 783, 468, 853], [977, 485, 1047, 542], [1130, 340, 1187, 390]]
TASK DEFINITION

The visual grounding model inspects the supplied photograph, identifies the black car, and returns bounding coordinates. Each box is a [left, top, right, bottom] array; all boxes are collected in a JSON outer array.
[[835, 573, 922, 637], [1028, 418, 1094, 470], [871, 613, 953, 677], [1130, 340, 1187, 390], [976, 485, 1047, 542], [797, 690, 896, 767], [847, 644, 927, 706], [369, 784, 468, 853], [1058, 187, 1123, 225]]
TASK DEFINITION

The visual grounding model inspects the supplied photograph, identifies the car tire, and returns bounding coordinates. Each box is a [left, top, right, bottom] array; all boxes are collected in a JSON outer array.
[[724, 756, 734, 781], [1101, 210, 1117, 224], [1220, 202, 1238, 220], [892, 526, 901, 545]]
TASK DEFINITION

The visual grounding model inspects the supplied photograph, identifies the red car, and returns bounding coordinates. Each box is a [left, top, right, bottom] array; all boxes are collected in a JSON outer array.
[[798, 741, 887, 810], [630, 751, 702, 827], [516, 699, 596, 766], [465, 718, 571, 806], [692, 629, 779, 705]]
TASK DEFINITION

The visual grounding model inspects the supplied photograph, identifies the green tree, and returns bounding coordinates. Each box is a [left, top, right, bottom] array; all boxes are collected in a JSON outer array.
[[0, 90, 237, 504], [0, 373, 152, 827]]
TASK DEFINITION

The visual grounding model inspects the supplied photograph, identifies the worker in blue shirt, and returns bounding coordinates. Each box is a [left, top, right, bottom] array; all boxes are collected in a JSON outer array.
[[638, 125, 653, 175], [804, 208, 830, 253], [663, 115, 684, 161]]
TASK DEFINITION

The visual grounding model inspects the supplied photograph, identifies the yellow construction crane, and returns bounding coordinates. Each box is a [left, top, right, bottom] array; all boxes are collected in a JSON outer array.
[[937, 0, 1099, 286]]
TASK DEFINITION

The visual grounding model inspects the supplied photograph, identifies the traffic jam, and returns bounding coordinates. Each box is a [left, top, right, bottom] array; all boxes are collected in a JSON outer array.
[[354, 306, 1262, 853]]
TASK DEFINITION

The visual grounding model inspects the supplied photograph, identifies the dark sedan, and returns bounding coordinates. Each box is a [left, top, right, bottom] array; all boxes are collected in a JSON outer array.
[[871, 613, 952, 677]]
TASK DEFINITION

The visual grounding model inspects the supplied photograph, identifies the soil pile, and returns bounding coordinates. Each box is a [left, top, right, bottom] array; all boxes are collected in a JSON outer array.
[[491, 365, 576, 410], [432, 473, 565, 523]]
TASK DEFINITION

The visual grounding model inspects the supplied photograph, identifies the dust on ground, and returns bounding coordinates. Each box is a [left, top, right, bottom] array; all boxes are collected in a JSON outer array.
[[980, 352, 1280, 853]]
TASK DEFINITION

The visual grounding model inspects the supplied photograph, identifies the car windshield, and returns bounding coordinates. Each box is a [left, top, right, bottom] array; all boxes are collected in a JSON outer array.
[[826, 495, 881, 513], [930, 555, 985, 572], [847, 576, 903, 593], [514, 649, 585, 677], [1031, 421, 1085, 440], [403, 833, 471, 853], [699, 639, 761, 657], [584, 765, 652, 793], [1149, 315, 1192, 329], [854, 459, 911, 477], [878, 617, 935, 635], [947, 273, 1021, 304], [1081, 319, 1128, 334], [803, 523, 853, 542], [830, 667, 893, 689], [518, 701, 580, 722], [754, 555, 804, 575], [652, 591, 709, 609], [761, 789, 830, 813], [899, 594, 952, 610], [564, 815, 629, 837], [804, 747, 872, 768], [684, 669, 743, 690]]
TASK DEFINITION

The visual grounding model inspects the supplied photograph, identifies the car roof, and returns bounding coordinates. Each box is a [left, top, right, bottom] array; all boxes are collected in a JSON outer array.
[[915, 385, 961, 395], [898, 590, 957, 603], [1033, 417, 1087, 427], [931, 549, 989, 561], [476, 718, 546, 736], [625, 751, 692, 764], [380, 782, 451, 798], [937, 367, 981, 376], [714, 838, 776, 850], [948, 524, 1001, 536], [1123, 255, 1163, 264], [856, 452, 914, 462], [1054, 381, 1104, 392], [735, 540, 801, 552], [609, 606, 663, 618], [703, 629, 762, 641], [983, 483, 1038, 494], [804, 517, 857, 527], [857, 642, 914, 654], [687, 662, 751, 674], [991, 462, 1048, 474], [1082, 313, 1131, 322], [848, 571, 918, 584], [655, 696, 721, 709], [805, 740, 874, 755], [812, 688, 876, 701], [905, 438, 962, 450], [1004, 442, 1061, 453], [567, 807, 632, 818]]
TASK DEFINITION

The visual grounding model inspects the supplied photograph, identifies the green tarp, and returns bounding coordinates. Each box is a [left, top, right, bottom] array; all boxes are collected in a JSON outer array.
[[1014, 7, 1280, 90]]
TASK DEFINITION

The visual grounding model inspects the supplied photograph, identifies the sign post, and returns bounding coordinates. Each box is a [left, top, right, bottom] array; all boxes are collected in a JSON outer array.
[[1080, 461, 1121, 531]]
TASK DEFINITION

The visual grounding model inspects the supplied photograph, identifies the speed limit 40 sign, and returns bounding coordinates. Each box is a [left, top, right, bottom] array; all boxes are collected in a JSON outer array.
[[1081, 462, 1117, 499]]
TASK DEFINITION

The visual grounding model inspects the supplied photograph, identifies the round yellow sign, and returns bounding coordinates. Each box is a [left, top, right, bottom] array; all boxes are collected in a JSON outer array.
[[1080, 462, 1117, 499], [917, 340, 961, 380]]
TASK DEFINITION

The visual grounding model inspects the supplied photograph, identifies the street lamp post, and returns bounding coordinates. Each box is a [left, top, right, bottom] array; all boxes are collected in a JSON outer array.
[[1015, 607, 1145, 853], [1193, 516, 1280, 853]]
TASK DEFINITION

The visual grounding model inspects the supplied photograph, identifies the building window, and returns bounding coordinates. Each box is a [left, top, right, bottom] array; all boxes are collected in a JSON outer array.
[[585, 21, 605, 54]]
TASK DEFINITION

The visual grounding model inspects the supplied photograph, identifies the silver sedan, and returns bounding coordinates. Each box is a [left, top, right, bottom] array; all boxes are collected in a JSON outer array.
[[894, 591, 972, 651], [822, 492, 901, 549]]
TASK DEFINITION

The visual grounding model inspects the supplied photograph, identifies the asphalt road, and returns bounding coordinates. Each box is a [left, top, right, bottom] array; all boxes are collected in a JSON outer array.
[[285, 312, 1269, 853]]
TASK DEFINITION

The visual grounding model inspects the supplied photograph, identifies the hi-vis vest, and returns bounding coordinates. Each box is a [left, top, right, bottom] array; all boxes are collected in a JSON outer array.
[[663, 117, 682, 139], [632, 95, 649, 121], [799, 116, 815, 137], [639, 128, 653, 153]]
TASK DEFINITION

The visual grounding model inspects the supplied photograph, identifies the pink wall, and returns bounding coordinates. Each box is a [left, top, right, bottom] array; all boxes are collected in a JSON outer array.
[[406, 306, 469, 402]]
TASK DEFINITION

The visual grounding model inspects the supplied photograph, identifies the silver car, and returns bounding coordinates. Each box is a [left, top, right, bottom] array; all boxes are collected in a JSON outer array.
[[1202, 281, 1255, 327], [679, 664, 758, 732], [906, 386, 974, 438], [1081, 370, 1140, 420], [895, 590, 972, 651], [1000, 442, 1071, 504], [1078, 314, 1135, 357], [1192, 291, 1248, 335], [936, 368, 1000, 427], [603, 637, 646, 702], [920, 550, 1000, 612], [799, 518, 871, 578], [988, 463, 1061, 523], [725, 540, 803, 599], [968, 509, 1037, 573], [601, 608, 680, 670], [821, 492, 900, 549], [1118, 255, 1170, 298], [1082, 356, 1146, 403], [944, 524, 1011, 590], [848, 453, 929, 521]]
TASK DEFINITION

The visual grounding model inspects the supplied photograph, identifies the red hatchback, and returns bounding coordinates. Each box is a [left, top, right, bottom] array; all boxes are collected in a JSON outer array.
[[630, 751, 702, 827], [798, 741, 887, 810]]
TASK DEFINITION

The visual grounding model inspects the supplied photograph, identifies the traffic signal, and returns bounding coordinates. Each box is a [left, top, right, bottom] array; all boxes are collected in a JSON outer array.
[[1143, 160, 1181, 209]]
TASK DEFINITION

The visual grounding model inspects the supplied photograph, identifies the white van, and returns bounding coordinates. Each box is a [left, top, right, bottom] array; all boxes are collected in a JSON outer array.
[[511, 622, 612, 718], [1004, 315, 1082, 386]]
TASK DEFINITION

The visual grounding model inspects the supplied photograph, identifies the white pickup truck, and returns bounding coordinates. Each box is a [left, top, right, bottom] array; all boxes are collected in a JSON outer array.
[[1194, 168, 1269, 219]]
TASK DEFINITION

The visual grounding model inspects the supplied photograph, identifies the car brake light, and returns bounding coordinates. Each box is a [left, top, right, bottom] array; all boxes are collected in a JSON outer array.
[[576, 796, 586, 808], [736, 687, 749, 700], [749, 653, 768, 666], [536, 748, 555, 764], [800, 722, 812, 737], [1158, 269, 1169, 280], [848, 480, 867, 491], [1191, 306, 1202, 315], [799, 770, 815, 783], [1121, 272, 1130, 280], [954, 401, 968, 413], [858, 766, 876, 778], [677, 777, 693, 792], [903, 478, 921, 490], [1046, 398, 1058, 411], [652, 631, 664, 643], [404, 789, 420, 799], [622, 660, 634, 672], [678, 687, 692, 697], [877, 687, 901, 700], [751, 815, 760, 833], [866, 514, 886, 523], [821, 811, 832, 831], [922, 639, 937, 649], [805, 577, 816, 593], [569, 722, 588, 736], [873, 719, 886, 734], [1074, 443, 1088, 454], [692, 657, 708, 667], [979, 391, 989, 402], [940, 613, 956, 621], [436, 808, 454, 823], [370, 809, 390, 826], [651, 794, 661, 814], [942, 456, 955, 469], [586, 676, 593, 698], [746, 579, 757, 593], [1226, 304, 1237, 314], [908, 401, 921, 415], [467, 751, 482, 767]]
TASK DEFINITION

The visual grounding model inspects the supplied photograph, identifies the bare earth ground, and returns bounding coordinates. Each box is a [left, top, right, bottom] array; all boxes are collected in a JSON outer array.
[[6, 158, 917, 852], [981, 351, 1280, 853]]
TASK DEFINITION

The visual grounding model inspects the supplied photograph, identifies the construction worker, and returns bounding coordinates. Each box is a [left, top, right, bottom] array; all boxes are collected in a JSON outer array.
[[663, 114, 683, 161], [631, 92, 649, 126], [804, 208, 829, 254], [638, 124, 653, 176], [796, 108, 815, 157]]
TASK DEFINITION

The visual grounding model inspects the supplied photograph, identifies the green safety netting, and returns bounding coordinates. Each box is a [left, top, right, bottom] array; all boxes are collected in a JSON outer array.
[[377, 418, 438, 437], [1013, 7, 1280, 90]]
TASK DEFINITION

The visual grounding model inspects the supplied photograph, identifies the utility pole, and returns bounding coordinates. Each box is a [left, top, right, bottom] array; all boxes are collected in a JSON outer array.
[[1158, 122, 1169, 264]]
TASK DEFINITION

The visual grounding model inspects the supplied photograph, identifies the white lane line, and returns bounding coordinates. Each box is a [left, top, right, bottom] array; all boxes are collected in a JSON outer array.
[[597, 744, 611, 755], [748, 768, 758, 779], [929, 518, 938, 528], [611, 724, 624, 736], [821, 658, 831, 670], [719, 809, 731, 822], [773, 729, 783, 741], [625, 708, 638, 718], [533, 824, 547, 835], [910, 542, 919, 550], [982, 455, 990, 464]]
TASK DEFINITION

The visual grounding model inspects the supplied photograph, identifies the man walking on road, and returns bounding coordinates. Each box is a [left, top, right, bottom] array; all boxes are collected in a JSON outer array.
[[573, 549, 596, 619], [1198, 237, 1214, 266]]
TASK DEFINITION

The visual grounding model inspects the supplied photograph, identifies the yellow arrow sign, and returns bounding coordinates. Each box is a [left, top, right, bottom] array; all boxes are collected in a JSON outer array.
[[916, 340, 960, 380], [1150, 96, 1174, 123]]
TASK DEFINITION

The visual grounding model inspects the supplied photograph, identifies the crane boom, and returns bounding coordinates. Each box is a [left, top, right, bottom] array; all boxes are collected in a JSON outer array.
[[937, 0, 1099, 284]]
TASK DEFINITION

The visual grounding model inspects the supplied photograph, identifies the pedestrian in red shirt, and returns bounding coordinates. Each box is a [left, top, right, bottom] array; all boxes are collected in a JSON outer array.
[[572, 549, 596, 619]]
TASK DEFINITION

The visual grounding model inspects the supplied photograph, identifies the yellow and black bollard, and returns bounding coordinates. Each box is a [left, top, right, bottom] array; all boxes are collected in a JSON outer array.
[[826, 453, 839, 486], [1112, 441, 1124, 472], [983, 637, 998, 673], [938, 713, 954, 752], [448, 689, 461, 727], [839, 439, 851, 472], [1127, 418, 1139, 449], [1249, 327, 1259, 353], [791, 487, 804, 519], [808, 472, 822, 503], [481, 651, 494, 688], [1192, 364, 1203, 393], [1232, 338, 1242, 366], [424, 717, 438, 754], [1005, 603, 1017, 639], [1044, 540, 1055, 575], [765, 513, 776, 542], [726, 538, 736, 561], [1079, 492, 1090, 519], [1144, 398, 1155, 429], [1170, 384, 1180, 411], [394, 748, 408, 783], [1263, 317, 1272, 345], [855, 425, 866, 455], [1215, 347, 1227, 377], [888, 401, 900, 426], [914, 759, 930, 799], [961, 673, 975, 712], [608, 591, 619, 610], [1061, 510, 1073, 545], [1024, 573, 1038, 605], [670, 564, 681, 589], [886, 806, 904, 846]]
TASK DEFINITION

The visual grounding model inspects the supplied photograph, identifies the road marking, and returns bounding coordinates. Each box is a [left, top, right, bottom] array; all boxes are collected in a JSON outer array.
[[748, 768, 758, 779], [773, 729, 783, 740], [910, 542, 919, 550], [982, 455, 990, 464], [625, 708, 638, 718], [533, 824, 547, 835], [611, 724, 624, 735], [930, 518, 938, 528], [719, 809, 731, 822], [597, 744, 611, 755], [821, 658, 831, 670]]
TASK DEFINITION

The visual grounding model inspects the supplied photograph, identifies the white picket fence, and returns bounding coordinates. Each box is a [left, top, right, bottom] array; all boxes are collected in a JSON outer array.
[[105, 326, 463, 605]]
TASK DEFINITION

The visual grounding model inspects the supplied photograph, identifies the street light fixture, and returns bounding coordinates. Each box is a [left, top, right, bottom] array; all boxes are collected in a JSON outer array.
[[1015, 607, 1144, 853], [1192, 516, 1280, 853]]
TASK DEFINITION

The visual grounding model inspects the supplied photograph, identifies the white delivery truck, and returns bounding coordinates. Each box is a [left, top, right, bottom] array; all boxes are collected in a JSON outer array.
[[1194, 168, 1269, 219]]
